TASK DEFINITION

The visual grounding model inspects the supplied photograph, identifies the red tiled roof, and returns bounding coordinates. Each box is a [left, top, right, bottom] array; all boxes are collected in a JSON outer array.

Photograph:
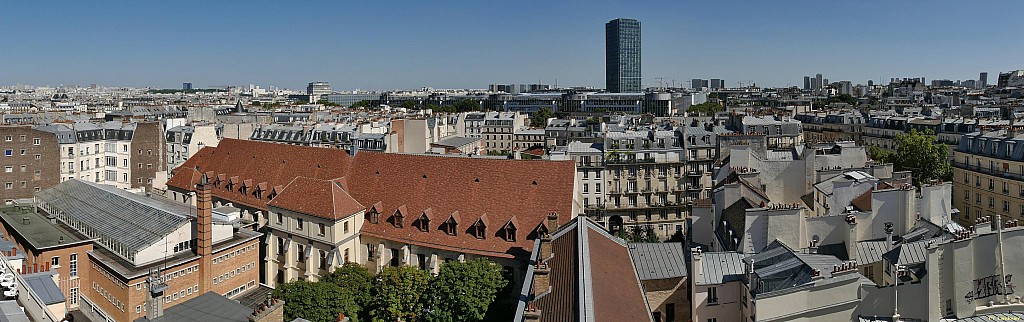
[[267, 176, 365, 220], [851, 190, 872, 212], [167, 138, 577, 258]]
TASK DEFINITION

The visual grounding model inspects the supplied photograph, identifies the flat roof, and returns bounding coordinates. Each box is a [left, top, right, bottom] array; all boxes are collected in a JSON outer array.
[[135, 292, 252, 322], [0, 205, 91, 251]]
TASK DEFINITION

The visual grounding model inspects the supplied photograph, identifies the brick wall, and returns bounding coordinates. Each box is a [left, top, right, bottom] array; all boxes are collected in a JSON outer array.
[[130, 122, 165, 190], [0, 126, 59, 201]]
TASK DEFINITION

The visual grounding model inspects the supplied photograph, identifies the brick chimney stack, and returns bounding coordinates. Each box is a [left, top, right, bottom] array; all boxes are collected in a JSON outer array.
[[196, 175, 213, 294]]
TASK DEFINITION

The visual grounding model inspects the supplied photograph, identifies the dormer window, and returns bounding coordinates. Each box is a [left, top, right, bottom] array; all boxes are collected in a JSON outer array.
[[391, 207, 406, 228], [501, 217, 518, 242], [531, 223, 550, 240], [442, 212, 460, 236], [471, 216, 488, 239], [415, 209, 433, 232], [366, 202, 383, 224], [415, 215, 430, 232]]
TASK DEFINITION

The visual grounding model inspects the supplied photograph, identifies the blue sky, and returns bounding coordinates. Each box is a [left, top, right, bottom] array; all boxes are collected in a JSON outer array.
[[2, 1, 1021, 90]]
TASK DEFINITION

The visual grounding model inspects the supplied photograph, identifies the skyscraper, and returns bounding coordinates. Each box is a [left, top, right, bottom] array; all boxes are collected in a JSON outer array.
[[803, 76, 811, 90], [182, 82, 192, 90], [606, 18, 641, 93], [979, 72, 988, 89]]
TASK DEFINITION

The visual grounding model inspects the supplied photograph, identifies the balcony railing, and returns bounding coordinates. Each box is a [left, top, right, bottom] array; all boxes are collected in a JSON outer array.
[[605, 158, 658, 165], [953, 161, 1024, 181]]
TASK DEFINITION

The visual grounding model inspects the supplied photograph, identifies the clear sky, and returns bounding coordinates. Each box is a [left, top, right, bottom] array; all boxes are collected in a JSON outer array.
[[2, 1, 1021, 90]]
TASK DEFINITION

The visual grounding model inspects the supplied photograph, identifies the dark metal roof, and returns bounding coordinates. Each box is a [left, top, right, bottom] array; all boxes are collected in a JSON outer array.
[[628, 242, 687, 280], [22, 272, 65, 305], [695, 252, 746, 285], [134, 292, 252, 322]]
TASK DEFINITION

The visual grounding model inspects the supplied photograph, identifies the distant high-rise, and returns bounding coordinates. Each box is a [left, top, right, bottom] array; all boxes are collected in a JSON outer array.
[[306, 81, 332, 97], [605, 18, 641, 93], [710, 79, 724, 89], [803, 76, 811, 90], [691, 78, 703, 90], [979, 72, 988, 89], [182, 82, 193, 90]]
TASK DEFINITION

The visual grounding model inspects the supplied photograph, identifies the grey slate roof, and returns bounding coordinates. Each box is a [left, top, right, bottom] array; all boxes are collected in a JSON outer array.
[[433, 136, 480, 148], [21, 272, 65, 305], [882, 240, 929, 265], [36, 179, 192, 253], [0, 300, 29, 322], [628, 242, 687, 280], [937, 312, 1024, 322], [856, 240, 891, 265], [694, 252, 746, 285], [134, 292, 252, 322]]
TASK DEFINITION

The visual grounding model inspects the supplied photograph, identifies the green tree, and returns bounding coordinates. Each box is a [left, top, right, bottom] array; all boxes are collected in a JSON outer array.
[[687, 102, 723, 116], [618, 225, 659, 243], [530, 107, 552, 127], [273, 280, 360, 322], [351, 100, 372, 108], [401, 100, 418, 109], [293, 100, 308, 105], [318, 100, 341, 107], [452, 99, 481, 113], [874, 129, 952, 185], [321, 262, 374, 316], [368, 266, 430, 322], [426, 103, 455, 113], [421, 259, 509, 322]]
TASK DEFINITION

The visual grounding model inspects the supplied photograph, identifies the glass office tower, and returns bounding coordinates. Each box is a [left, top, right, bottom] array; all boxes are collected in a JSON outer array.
[[606, 18, 641, 93]]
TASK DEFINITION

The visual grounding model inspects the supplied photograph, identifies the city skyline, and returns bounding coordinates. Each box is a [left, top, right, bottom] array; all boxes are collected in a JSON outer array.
[[1, 1, 1021, 90]]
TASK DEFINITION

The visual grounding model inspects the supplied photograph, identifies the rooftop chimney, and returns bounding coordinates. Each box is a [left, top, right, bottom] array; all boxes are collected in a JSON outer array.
[[196, 175, 213, 294], [691, 247, 704, 279], [248, 294, 286, 322]]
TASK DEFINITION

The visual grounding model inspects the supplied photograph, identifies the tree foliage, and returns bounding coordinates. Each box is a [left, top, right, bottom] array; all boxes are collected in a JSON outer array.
[[401, 100, 418, 109], [317, 100, 341, 107], [273, 280, 361, 322], [351, 100, 372, 108], [618, 225, 659, 243], [421, 259, 509, 322], [368, 266, 430, 322], [530, 107, 552, 127], [322, 262, 374, 318], [425, 103, 456, 114], [687, 102, 723, 116], [869, 129, 952, 185], [452, 99, 481, 113]]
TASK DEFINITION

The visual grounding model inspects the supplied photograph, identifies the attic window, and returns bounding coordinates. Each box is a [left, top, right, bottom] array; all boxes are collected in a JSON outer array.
[[531, 180, 538, 185], [443, 217, 457, 236], [415, 215, 429, 232], [472, 221, 486, 239], [366, 209, 379, 224], [392, 210, 404, 228], [474, 177, 480, 183], [422, 174, 428, 179], [502, 222, 517, 242]]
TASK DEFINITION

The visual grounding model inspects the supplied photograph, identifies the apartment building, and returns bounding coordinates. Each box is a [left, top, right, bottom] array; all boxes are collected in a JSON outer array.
[[36, 121, 166, 191], [0, 126, 59, 202], [549, 141, 605, 219], [165, 124, 220, 172], [952, 129, 1024, 227], [34, 179, 261, 322], [603, 129, 687, 239]]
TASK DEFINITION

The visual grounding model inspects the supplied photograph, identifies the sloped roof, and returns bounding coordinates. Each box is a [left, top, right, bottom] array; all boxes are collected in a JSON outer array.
[[882, 240, 929, 265], [167, 138, 577, 258], [694, 251, 746, 285], [36, 179, 191, 253], [628, 242, 687, 280], [267, 177, 364, 220], [532, 217, 654, 322]]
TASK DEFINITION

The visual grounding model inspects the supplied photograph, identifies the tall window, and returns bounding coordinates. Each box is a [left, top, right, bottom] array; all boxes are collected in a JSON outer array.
[[69, 253, 78, 277], [707, 286, 718, 304], [318, 223, 326, 236]]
